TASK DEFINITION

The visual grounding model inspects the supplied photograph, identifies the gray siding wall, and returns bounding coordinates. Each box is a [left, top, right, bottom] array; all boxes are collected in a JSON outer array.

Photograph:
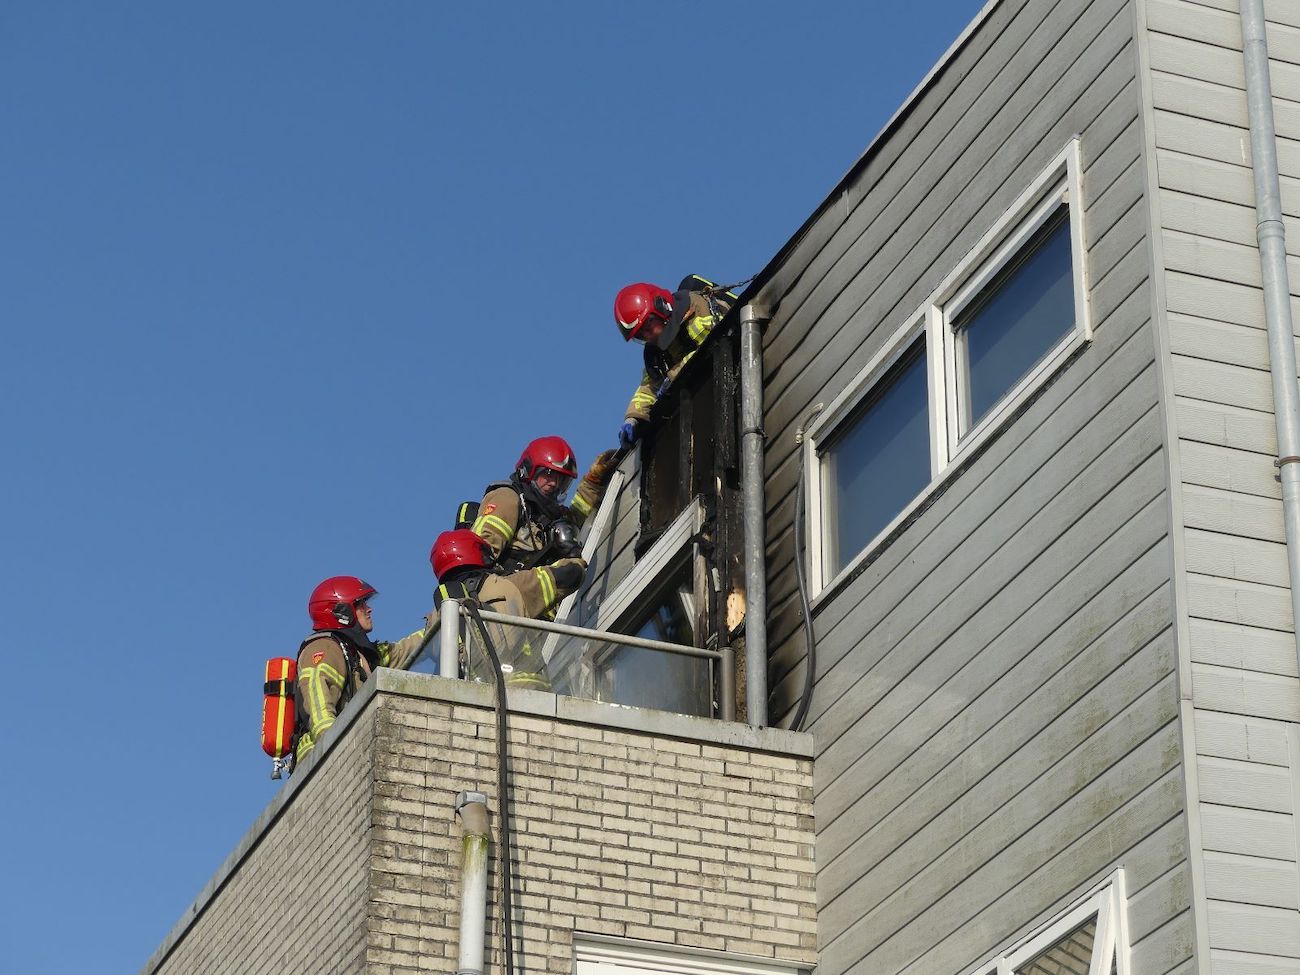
[[754, 0, 1190, 973], [1142, 0, 1300, 969]]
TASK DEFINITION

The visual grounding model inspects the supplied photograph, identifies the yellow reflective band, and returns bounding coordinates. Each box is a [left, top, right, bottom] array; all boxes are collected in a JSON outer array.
[[687, 314, 714, 343], [631, 391, 656, 407], [303, 667, 334, 734], [317, 661, 345, 687], [508, 673, 551, 689], [536, 567, 556, 607], [298, 733, 315, 758], [312, 714, 335, 737], [473, 513, 515, 542], [571, 495, 592, 517]]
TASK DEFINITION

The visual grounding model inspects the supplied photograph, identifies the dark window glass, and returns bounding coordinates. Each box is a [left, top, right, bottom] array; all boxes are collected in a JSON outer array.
[[601, 566, 711, 717], [823, 340, 930, 575], [956, 208, 1074, 427]]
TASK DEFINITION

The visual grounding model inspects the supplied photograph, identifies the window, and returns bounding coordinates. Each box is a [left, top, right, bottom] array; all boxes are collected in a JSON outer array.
[[805, 139, 1089, 597], [952, 207, 1075, 431], [574, 936, 807, 975], [820, 339, 931, 579], [599, 562, 712, 716], [958, 876, 1128, 975]]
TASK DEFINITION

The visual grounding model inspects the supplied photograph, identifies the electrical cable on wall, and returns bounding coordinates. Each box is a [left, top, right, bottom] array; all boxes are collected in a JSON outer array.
[[463, 600, 520, 975], [788, 403, 824, 732]]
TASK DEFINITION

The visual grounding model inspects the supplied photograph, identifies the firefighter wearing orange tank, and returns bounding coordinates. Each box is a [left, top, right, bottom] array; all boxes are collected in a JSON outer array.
[[470, 437, 617, 611], [615, 275, 737, 447], [295, 576, 429, 763], [432, 529, 585, 690]]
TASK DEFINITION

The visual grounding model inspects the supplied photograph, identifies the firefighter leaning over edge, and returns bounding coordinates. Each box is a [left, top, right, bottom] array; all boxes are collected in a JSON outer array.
[[295, 576, 428, 762], [614, 275, 737, 448], [432, 529, 580, 690], [471, 435, 617, 595]]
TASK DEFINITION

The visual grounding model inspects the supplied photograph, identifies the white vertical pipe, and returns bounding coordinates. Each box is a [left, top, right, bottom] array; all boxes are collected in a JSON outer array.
[[454, 791, 490, 975], [739, 303, 771, 727], [440, 598, 461, 679], [1241, 0, 1300, 674]]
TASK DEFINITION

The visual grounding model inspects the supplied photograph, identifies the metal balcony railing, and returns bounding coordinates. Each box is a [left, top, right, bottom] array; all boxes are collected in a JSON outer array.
[[417, 599, 736, 723]]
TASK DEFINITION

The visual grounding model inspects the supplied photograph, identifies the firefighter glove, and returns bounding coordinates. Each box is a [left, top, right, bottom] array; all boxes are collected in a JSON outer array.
[[618, 420, 641, 448], [583, 449, 619, 488], [549, 557, 588, 593]]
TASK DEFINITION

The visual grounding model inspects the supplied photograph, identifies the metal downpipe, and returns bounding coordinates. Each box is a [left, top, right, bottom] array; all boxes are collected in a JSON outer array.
[[453, 791, 490, 975], [440, 597, 461, 679], [739, 303, 771, 727], [1242, 0, 1300, 673]]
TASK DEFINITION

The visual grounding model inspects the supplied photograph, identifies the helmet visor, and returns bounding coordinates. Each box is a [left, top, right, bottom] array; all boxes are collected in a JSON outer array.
[[533, 468, 574, 501]]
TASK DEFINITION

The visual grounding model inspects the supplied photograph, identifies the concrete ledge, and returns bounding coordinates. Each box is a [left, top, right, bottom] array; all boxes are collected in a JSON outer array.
[[373, 668, 814, 758]]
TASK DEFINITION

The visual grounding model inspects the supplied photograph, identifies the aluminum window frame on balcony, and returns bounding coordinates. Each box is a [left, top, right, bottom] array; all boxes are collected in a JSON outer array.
[[804, 138, 1090, 602]]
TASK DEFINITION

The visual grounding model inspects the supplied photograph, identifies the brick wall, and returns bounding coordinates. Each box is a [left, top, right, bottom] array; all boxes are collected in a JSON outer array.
[[142, 671, 816, 975], [145, 696, 377, 975]]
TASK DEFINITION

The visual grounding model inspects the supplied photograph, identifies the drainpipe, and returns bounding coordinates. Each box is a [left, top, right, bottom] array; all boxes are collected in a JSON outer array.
[[1242, 0, 1300, 674], [739, 303, 771, 727], [440, 598, 461, 679], [453, 791, 490, 975]]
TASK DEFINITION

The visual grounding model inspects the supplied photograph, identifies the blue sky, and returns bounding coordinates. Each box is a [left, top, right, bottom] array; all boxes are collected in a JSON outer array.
[[0, 2, 984, 970]]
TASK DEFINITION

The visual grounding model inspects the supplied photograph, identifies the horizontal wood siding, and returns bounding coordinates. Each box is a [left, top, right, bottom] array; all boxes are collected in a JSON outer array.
[[1147, 0, 1300, 966], [753, 0, 1186, 972]]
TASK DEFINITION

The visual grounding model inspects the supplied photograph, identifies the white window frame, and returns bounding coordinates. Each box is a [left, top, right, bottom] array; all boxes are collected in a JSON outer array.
[[574, 935, 808, 975], [804, 320, 933, 594], [935, 137, 1091, 463], [804, 138, 1090, 601], [959, 872, 1130, 975], [596, 498, 704, 632]]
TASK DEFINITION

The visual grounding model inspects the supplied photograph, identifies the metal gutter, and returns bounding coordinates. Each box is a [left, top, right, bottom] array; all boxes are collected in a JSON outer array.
[[1241, 0, 1300, 675]]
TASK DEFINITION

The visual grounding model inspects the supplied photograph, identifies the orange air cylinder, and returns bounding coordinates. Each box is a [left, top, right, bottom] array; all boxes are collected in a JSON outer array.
[[261, 657, 298, 758]]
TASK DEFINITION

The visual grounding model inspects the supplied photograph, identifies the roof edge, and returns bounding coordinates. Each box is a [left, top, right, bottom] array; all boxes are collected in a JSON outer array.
[[736, 0, 1007, 312]]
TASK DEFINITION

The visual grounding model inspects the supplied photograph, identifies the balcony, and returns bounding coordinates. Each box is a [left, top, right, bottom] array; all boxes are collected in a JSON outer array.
[[410, 602, 737, 722]]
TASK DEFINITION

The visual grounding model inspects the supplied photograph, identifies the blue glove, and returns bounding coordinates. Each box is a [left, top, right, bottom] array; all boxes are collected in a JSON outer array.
[[618, 421, 640, 448]]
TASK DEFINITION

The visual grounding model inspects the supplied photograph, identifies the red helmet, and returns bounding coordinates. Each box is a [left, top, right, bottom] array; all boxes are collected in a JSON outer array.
[[431, 529, 490, 579], [614, 282, 673, 342], [516, 435, 578, 481], [308, 575, 377, 630]]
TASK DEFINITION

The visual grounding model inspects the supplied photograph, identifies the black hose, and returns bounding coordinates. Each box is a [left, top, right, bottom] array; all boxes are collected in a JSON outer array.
[[462, 600, 519, 975], [788, 412, 822, 733]]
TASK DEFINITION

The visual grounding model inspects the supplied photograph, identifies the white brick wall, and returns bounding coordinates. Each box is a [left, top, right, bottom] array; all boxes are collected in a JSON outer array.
[[142, 674, 816, 975]]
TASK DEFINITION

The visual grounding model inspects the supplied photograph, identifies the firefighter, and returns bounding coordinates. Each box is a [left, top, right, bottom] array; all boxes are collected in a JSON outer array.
[[295, 575, 428, 762], [614, 276, 736, 447], [432, 529, 585, 690], [471, 436, 617, 595]]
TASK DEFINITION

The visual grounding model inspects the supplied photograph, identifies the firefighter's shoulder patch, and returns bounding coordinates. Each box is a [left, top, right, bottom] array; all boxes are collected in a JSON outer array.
[[483, 503, 497, 515], [312, 650, 325, 664]]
